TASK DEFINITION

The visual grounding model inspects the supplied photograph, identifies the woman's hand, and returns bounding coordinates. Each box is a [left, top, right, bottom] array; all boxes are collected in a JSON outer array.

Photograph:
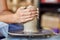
[[27, 5, 39, 18], [14, 6, 38, 23]]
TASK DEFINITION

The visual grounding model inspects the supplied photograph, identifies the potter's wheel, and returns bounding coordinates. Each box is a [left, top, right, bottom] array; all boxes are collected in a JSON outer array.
[[9, 29, 54, 37]]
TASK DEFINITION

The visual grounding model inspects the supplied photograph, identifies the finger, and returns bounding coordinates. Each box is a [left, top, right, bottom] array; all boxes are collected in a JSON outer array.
[[31, 11, 37, 14], [27, 5, 37, 11], [35, 14, 38, 16], [29, 14, 38, 19], [36, 8, 39, 19], [23, 10, 37, 16], [37, 8, 39, 11], [21, 11, 32, 16], [27, 5, 33, 9], [21, 14, 36, 20], [24, 18, 33, 22], [30, 8, 37, 11], [20, 11, 38, 18], [25, 13, 37, 18], [25, 8, 30, 12], [37, 8, 39, 14], [27, 8, 37, 12], [37, 11, 39, 14], [27, 5, 35, 9], [19, 6, 26, 10], [20, 15, 32, 19]]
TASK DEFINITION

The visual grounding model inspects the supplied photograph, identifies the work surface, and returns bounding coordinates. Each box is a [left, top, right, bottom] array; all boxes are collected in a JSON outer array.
[[0, 30, 59, 40], [7, 35, 60, 40], [7, 29, 60, 40]]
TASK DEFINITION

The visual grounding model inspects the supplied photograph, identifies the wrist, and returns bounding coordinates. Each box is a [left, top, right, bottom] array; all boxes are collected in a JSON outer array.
[[12, 14, 18, 23], [13, 14, 20, 23]]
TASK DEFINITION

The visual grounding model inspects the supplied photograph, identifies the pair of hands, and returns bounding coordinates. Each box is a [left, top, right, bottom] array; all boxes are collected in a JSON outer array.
[[14, 5, 38, 23]]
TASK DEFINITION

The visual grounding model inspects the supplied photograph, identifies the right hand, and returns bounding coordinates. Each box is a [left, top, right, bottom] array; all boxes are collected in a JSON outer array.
[[14, 7, 37, 23]]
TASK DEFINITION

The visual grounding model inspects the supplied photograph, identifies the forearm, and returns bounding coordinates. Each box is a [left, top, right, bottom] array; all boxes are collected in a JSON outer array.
[[0, 0, 19, 23], [0, 11, 17, 23]]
